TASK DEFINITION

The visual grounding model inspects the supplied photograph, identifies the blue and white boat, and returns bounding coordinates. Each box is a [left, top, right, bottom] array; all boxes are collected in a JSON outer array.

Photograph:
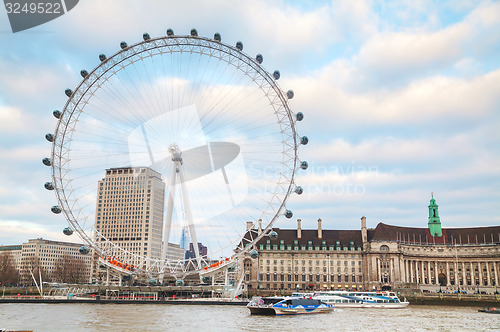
[[247, 296, 334, 316], [292, 291, 409, 309]]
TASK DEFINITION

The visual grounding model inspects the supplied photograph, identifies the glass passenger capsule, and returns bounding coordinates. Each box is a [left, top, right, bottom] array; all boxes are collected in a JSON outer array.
[[250, 250, 258, 259], [79, 246, 90, 255], [63, 227, 73, 236], [51, 205, 61, 214]]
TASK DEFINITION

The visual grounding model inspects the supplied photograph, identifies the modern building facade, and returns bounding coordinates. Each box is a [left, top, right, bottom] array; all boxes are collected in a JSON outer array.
[[185, 242, 208, 260], [94, 167, 166, 269], [1, 238, 93, 284], [239, 196, 500, 295], [166, 242, 185, 262], [0, 245, 22, 271]]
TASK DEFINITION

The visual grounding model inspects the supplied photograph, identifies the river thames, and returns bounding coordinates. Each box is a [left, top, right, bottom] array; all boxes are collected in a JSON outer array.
[[0, 304, 498, 331]]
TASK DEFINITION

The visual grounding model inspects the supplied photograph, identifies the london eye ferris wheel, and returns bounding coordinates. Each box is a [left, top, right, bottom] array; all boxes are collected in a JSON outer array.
[[43, 29, 308, 279]]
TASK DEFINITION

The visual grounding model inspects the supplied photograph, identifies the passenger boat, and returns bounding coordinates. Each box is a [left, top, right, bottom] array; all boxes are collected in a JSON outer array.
[[247, 297, 285, 315], [247, 296, 334, 316], [478, 307, 499, 314], [292, 291, 409, 309]]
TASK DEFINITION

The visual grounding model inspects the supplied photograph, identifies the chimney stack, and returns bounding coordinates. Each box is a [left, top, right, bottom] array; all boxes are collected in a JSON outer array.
[[361, 216, 367, 245], [318, 218, 322, 239], [258, 218, 262, 235], [246, 221, 253, 231], [297, 219, 302, 239]]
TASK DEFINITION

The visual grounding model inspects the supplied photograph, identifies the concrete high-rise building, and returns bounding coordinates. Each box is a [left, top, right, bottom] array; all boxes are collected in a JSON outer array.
[[94, 167, 165, 269], [18, 238, 92, 284]]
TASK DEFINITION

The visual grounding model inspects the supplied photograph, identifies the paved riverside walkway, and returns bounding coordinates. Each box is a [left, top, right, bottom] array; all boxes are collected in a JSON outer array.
[[0, 297, 249, 305]]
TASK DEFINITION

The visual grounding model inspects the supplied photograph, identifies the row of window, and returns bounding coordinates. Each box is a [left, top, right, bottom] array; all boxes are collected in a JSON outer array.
[[262, 267, 362, 273], [260, 253, 361, 258], [259, 244, 362, 251], [269, 240, 356, 246], [258, 274, 362, 283], [259, 284, 360, 290], [261, 259, 361, 266]]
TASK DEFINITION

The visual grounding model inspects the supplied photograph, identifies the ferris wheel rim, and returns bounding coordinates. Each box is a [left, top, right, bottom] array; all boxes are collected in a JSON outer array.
[[49, 32, 301, 276]]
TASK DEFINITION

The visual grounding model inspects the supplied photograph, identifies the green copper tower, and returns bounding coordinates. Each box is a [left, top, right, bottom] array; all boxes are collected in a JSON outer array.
[[428, 193, 442, 237]]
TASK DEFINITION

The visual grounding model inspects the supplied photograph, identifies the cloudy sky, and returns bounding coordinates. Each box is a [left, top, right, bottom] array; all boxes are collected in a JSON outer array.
[[0, 0, 499, 246]]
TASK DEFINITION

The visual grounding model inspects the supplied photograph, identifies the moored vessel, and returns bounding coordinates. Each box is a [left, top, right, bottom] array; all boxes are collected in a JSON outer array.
[[292, 291, 409, 308], [478, 307, 499, 314], [247, 296, 334, 316]]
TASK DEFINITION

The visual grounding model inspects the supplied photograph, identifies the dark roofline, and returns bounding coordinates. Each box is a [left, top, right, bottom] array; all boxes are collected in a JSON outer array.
[[370, 222, 500, 244]]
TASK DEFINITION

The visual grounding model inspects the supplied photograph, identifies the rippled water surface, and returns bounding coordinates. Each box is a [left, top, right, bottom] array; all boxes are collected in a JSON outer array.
[[1, 303, 499, 331]]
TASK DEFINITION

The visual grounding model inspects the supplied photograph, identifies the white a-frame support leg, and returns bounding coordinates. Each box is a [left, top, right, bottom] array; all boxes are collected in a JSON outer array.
[[161, 165, 178, 276], [178, 165, 201, 269]]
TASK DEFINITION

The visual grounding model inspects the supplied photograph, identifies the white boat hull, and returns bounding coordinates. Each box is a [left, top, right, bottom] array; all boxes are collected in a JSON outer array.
[[273, 306, 334, 316], [248, 297, 334, 316]]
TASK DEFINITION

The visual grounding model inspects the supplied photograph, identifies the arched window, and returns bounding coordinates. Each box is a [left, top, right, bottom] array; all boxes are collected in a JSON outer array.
[[380, 245, 389, 252]]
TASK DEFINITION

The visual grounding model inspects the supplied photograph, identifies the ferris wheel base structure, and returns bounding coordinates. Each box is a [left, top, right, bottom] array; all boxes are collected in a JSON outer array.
[[44, 28, 308, 281]]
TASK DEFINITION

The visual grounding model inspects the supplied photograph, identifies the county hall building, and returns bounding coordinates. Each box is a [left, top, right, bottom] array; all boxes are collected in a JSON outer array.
[[239, 196, 500, 295]]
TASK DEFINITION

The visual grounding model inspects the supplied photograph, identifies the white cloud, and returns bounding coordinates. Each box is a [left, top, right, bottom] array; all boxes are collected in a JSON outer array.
[[0, 106, 23, 133], [292, 67, 500, 131], [0, 220, 71, 245], [42, 0, 384, 74], [0, 60, 70, 101], [313, 1, 500, 90], [305, 126, 498, 166]]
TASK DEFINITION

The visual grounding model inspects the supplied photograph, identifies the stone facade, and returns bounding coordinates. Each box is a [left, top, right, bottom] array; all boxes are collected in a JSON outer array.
[[363, 223, 500, 293], [239, 219, 364, 293], [238, 198, 500, 295]]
